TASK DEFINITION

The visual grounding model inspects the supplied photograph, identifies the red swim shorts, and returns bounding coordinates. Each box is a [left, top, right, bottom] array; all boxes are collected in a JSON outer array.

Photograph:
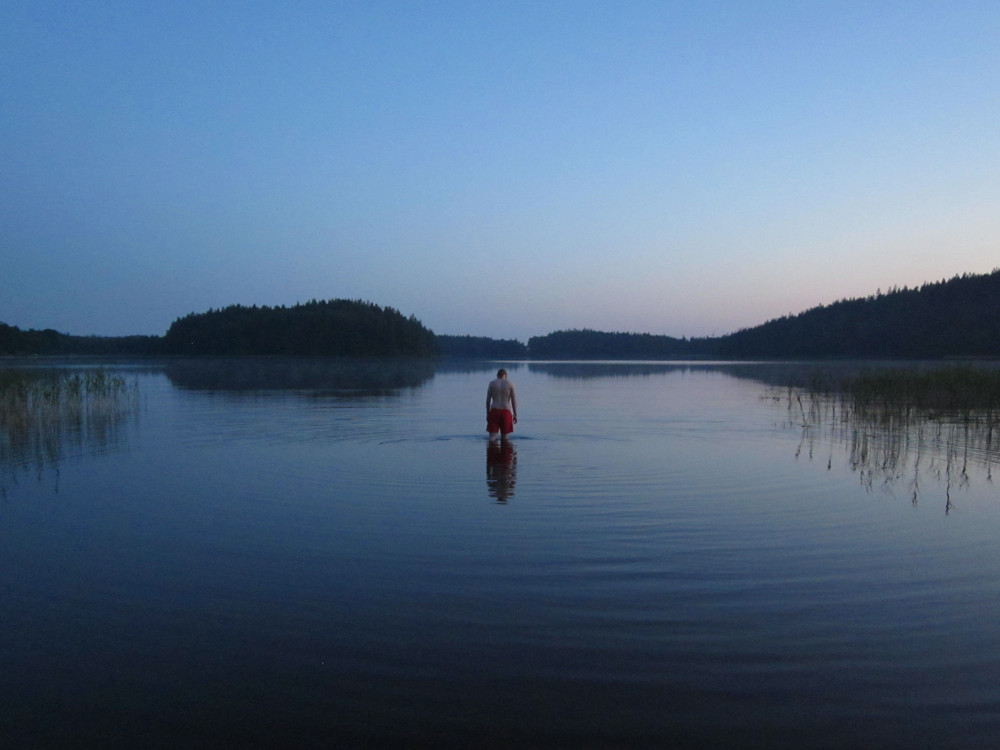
[[487, 408, 514, 435]]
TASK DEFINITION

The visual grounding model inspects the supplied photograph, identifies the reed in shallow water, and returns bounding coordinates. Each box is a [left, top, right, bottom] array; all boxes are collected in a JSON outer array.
[[781, 365, 1000, 513], [833, 366, 1000, 413], [1, 368, 137, 423], [1, 368, 140, 495]]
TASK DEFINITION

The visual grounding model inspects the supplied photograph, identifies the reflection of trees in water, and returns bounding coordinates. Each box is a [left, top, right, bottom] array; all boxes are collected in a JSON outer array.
[[165, 357, 436, 395], [436, 360, 525, 376], [527, 360, 914, 384], [0, 369, 140, 497], [528, 359, 1000, 391], [528, 362, 695, 379], [781, 388, 998, 513]]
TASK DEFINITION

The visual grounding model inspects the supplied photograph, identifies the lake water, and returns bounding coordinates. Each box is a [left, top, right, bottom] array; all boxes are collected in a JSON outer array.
[[3, 358, 1000, 748]]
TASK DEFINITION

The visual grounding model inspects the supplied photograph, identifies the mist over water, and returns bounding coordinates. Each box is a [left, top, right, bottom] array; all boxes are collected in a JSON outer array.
[[2, 359, 999, 748]]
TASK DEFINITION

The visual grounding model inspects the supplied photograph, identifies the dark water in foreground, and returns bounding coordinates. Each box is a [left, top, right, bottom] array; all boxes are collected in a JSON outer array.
[[2, 359, 1000, 748]]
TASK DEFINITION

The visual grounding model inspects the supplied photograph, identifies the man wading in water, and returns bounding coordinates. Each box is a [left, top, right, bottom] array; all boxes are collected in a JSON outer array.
[[486, 369, 518, 442]]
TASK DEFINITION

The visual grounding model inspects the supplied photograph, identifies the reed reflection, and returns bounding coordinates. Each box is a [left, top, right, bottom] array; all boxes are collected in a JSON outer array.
[[486, 440, 517, 503], [0, 368, 140, 497], [780, 378, 1000, 513]]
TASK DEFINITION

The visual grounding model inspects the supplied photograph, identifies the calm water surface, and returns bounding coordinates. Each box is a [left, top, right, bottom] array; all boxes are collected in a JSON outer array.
[[2, 359, 1000, 748]]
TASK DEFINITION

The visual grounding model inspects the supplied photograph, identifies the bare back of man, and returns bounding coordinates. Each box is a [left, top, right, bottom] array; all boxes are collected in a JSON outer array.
[[486, 369, 518, 441], [487, 378, 514, 411]]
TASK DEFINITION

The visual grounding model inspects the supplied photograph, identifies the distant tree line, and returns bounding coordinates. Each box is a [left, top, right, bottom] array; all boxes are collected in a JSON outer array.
[[435, 335, 527, 359], [4, 270, 999, 359], [527, 329, 714, 359], [0, 322, 163, 356], [162, 300, 438, 356]]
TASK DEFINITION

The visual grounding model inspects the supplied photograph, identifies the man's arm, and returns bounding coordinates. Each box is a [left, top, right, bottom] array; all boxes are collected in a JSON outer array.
[[510, 385, 518, 422]]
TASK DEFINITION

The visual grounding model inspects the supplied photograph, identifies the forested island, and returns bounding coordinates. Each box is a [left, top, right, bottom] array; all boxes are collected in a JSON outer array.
[[162, 300, 437, 356], [2, 270, 999, 359]]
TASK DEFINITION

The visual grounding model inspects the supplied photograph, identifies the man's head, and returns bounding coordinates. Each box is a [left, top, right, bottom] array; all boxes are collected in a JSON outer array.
[[497, 369, 507, 379]]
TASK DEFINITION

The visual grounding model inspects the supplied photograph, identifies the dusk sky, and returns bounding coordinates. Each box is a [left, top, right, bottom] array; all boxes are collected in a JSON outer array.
[[3, 1, 998, 342]]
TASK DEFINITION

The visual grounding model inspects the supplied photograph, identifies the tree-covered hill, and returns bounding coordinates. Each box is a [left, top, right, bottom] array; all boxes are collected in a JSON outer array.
[[714, 270, 1000, 358], [523, 270, 1000, 360], [162, 300, 438, 356]]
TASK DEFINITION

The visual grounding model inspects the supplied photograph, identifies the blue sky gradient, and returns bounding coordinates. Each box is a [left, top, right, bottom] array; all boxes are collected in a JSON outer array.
[[3, 1, 998, 340]]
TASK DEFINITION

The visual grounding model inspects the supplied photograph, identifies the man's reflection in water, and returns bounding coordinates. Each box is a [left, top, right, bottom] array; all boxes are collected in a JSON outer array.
[[486, 440, 517, 503]]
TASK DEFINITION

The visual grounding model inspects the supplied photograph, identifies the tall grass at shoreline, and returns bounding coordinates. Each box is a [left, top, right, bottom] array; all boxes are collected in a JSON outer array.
[[782, 365, 1000, 512], [1, 368, 138, 423], [1, 368, 139, 494], [835, 366, 1000, 416]]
